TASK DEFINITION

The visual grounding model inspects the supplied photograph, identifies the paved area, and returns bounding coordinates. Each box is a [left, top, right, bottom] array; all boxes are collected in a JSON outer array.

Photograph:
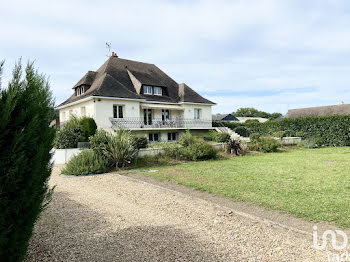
[[26, 166, 330, 261]]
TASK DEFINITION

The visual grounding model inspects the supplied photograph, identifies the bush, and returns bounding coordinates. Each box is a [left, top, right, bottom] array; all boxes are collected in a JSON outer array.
[[215, 132, 231, 143], [259, 137, 280, 153], [234, 126, 250, 137], [301, 135, 325, 148], [80, 117, 97, 141], [273, 131, 286, 139], [132, 135, 148, 149], [90, 129, 109, 156], [0, 61, 56, 261], [54, 116, 83, 148], [249, 133, 260, 142], [165, 132, 217, 161], [102, 128, 138, 168], [62, 150, 109, 175], [179, 130, 196, 146], [185, 141, 217, 160], [296, 131, 307, 138]]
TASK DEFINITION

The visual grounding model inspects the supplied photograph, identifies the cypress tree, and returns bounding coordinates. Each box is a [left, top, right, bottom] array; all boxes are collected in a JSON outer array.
[[0, 60, 56, 261]]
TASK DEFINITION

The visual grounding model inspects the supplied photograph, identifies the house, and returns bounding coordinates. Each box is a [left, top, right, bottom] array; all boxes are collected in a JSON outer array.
[[285, 103, 350, 118], [212, 113, 268, 123], [56, 54, 215, 142]]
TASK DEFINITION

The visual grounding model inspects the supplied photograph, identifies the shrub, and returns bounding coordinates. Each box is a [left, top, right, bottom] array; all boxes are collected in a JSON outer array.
[[62, 150, 109, 175], [80, 117, 97, 141], [215, 132, 231, 143], [301, 135, 325, 148], [55, 116, 83, 148], [90, 129, 110, 156], [0, 61, 56, 261], [273, 131, 286, 139], [163, 143, 186, 159], [102, 128, 138, 168], [234, 126, 250, 137], [258, 137, 280, 153], [179, 130, 196, 146], [164, 135, 217, 161], [132, 135, 148, 149], [284, 129, 295, 137], [296, 131, 307, 138], [185, 141, 217, 161], [249, 133, 260, 142]]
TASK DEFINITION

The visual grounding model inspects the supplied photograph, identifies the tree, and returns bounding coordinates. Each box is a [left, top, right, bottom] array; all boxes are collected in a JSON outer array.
[[233, 107, 282, 119], [0, 60, 56, 261]]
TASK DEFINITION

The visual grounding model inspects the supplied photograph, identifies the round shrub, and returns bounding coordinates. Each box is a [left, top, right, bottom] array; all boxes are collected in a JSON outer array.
[[184, 141, 217, 161], [61, 150, 109, 175], [234, 126, 250, 137], [132, 135, 148, 149], [55, 116, 83, 149], [80, 117, 97, 141], [258, 137, 280, 153]]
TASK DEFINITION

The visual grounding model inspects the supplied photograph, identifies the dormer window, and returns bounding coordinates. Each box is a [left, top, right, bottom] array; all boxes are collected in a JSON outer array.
[[154, 86, 162, 96], [76, 86, 85, 96], [143, 85, 153, 95], [143, 85, 163, 96]]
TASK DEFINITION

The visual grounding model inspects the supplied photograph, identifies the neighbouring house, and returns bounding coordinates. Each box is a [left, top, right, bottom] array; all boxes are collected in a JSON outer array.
[[212, 113, 268, 123], [285, 102, 350, 118], [56, 54, 215, 142]]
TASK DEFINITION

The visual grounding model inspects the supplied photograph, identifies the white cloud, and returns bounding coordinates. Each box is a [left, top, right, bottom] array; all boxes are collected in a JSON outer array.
[[2, 0, 350, 113]]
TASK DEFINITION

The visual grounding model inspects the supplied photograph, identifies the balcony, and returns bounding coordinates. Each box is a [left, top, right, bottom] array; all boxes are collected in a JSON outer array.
[[109, 117, 212, 130]]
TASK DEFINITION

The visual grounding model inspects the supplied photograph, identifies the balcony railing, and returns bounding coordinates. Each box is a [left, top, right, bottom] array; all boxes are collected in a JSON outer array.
[[109, 117, 212, 129]]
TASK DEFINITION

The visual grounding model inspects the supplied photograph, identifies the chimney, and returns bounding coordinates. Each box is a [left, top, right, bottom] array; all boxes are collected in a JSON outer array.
[[111, 52, 118, 58]]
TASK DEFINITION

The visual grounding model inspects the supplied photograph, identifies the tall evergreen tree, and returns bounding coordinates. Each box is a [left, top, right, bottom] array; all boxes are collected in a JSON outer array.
[[0, 60, 55, 261]]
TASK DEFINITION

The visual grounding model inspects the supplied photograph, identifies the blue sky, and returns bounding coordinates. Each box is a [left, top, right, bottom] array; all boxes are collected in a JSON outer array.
[[2, 0, 350, 114]]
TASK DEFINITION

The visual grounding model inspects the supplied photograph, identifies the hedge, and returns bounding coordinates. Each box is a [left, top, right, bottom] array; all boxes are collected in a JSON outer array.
[[245, 115, 350, 147]]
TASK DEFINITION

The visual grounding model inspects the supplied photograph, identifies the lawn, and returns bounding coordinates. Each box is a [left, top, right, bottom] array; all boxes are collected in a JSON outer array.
[[133, 147, 350, 228]]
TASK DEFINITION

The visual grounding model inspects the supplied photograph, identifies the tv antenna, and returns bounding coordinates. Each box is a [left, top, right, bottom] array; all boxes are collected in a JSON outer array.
[[105, 42, 112, 57]]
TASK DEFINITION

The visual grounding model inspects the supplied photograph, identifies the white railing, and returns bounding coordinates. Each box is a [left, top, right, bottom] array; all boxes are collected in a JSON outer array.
[[109, 117, 212, 129]]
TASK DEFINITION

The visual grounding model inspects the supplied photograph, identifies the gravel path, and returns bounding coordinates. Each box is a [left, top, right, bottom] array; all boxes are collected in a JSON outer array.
[[26, 166, 329, 261]]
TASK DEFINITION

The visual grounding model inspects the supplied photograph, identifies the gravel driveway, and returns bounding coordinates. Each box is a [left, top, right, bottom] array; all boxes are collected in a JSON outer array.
[[26, 166, 329, 261]]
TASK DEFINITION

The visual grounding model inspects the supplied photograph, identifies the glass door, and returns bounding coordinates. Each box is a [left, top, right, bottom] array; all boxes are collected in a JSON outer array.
[[144, 109, 152, 125]]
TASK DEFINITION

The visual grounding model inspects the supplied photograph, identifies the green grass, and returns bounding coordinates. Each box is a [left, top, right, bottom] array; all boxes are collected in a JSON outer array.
[[132, 147, 350, 228]]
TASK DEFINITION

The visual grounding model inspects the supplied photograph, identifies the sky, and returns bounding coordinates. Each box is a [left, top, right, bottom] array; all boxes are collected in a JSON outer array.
[[1, 0, 350, 114]]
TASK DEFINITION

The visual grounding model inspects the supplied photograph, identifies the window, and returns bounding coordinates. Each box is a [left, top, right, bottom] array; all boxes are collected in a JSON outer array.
[[113, 105, 124, 118], [162, 109, 169, 122], [168, 132, 177, 141], [80, 107, 86, 117], [61, 112, 66, 122], [154, 86, 162, 96], [149, 133, 159, 142], [76, 86, 85, 96], [143, 85, 153, 95], [194, 108, 201, 120], [144, 109, 152, 125]]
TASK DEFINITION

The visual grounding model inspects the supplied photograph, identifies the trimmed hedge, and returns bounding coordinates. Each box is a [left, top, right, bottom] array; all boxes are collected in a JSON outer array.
[[246, 115, 350, 147], [218, 115, 350, 147]]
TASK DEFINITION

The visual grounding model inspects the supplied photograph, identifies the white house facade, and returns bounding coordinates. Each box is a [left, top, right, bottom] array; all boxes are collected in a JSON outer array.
[[56, 54, 215, 142]]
